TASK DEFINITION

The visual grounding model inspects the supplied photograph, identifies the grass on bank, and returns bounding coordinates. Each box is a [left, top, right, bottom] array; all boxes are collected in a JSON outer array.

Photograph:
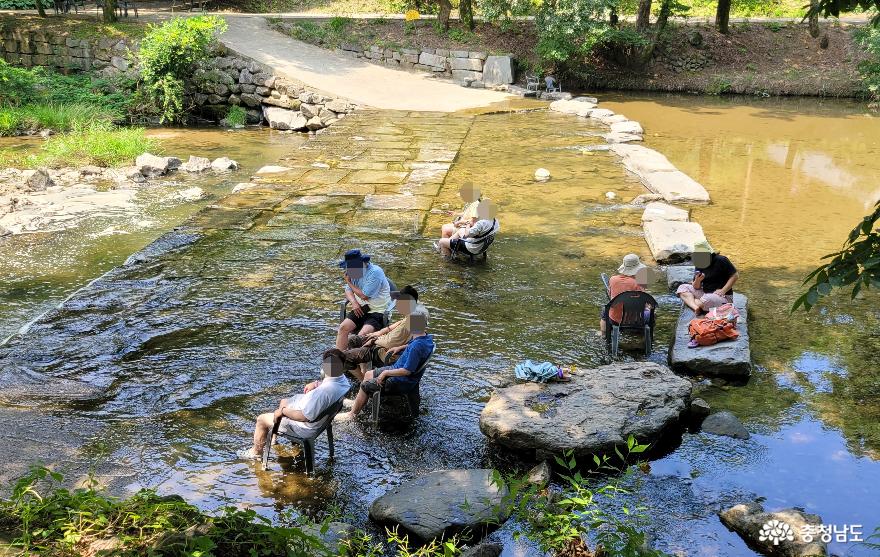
[[0, 123, 157, 168], [0, 103, 119, 137]]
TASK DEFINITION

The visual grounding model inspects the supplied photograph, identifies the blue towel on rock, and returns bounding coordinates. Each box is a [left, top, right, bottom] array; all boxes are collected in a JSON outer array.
[[515, 360, 559, 383]]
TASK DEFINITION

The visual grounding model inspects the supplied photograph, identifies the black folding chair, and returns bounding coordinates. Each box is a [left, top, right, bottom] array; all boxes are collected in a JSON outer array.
[[261, 396, 345, 474], [370, 346, 434, 426], [603, 290, 657, 358]]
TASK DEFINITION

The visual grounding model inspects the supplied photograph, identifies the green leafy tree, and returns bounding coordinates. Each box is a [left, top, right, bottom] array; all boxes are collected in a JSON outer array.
[[856, 25, 880, 101], [794, 199, 880, 311], [138, 16, 227, 123], [807, 0, 880, 25]]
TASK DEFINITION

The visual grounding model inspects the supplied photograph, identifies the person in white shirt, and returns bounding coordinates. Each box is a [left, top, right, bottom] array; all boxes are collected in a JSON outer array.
[[237, 349, 351, 460]]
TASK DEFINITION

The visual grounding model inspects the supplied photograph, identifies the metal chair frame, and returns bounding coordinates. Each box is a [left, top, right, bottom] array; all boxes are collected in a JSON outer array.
[[370, 346, 434, 426], [261, 396, 345, 474]]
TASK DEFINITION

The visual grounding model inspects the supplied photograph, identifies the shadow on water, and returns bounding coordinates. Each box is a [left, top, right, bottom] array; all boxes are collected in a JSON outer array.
[[0, 99, 879, 556]]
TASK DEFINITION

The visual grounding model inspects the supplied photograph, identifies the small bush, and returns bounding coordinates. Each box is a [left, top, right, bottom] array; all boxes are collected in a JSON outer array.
[[139, 16, 228, 123], [0, 59, 40, 106], [224, 104, 247, 126]]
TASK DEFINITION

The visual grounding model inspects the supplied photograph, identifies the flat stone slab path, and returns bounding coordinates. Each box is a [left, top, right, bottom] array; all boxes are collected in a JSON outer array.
[[0, 110, 472, 489], [217, 15, 513, 111]]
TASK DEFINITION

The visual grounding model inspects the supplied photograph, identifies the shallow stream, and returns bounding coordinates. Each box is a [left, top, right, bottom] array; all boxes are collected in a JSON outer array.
[[0, 95, 878, 556]]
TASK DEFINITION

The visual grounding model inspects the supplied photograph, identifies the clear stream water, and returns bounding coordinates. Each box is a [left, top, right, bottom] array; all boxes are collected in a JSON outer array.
[[0, 95, 878, 557]]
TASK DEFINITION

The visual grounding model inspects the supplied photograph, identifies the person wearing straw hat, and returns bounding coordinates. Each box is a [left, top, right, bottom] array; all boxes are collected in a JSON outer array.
[[675, 239, 738, 314], [600, 254, 651, 335]]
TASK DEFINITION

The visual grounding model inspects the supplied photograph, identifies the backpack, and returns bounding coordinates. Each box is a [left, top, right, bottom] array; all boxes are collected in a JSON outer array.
[[688, 317, 739, 346], [705, 303, 740, 325]]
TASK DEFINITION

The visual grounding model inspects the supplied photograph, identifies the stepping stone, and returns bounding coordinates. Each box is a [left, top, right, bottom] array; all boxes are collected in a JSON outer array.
[[416, 148, 457, 163], [480, 362, 692, 459], [364, 194, 433, 211], [394, 182, 442, 196], [610, 144, 710, 203], [669, 293, 752, 378], [666, 265, 695, 291], [255, 165, 293, 174], [349, 209, 426, 235], [369, 469, 510, 543], [183, 207, 262, 231], [641, 202, 689, 222], [347, 170, 409, 184], [643, 220, 707, 263], [301, 169, 350, 185], [307, 183, 375, 196], [408, 167, 448, 184]]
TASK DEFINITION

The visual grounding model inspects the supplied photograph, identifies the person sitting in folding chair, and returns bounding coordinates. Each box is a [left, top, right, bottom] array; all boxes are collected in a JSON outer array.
[[599, 253, 652, 335], [437, 198, 499, 258], [335, 306, 433, 423], [343, 285, 423, 381], [439, 183, 481, 245], [236, 349, 350, 461], [335, 249, 392, 351]]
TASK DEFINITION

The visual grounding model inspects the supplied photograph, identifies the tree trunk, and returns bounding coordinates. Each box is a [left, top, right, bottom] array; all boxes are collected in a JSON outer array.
[[102, 0, 118, 22], [36, 0, 46, 16], [715, 0, 730, 34], [609, 6, 619, 26], [460, 0, 474, 30], [808, 0, 820, 37], [636, 0, 652, 33], [656, 0, 672, 34], [438, 0, 452, 30]]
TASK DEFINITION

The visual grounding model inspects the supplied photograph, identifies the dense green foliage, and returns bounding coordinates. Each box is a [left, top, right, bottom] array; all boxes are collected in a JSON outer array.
[[856, 26, 880, 101], [795, 199, 880, 311], [0, 0, 51, 9], [139, 16, 228, 123], [0, 466, 330, 556], [224, 104, 247, 126], [0, 103, 116, 136]]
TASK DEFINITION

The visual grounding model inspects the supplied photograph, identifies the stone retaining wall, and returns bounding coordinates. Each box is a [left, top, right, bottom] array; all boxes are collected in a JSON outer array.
[[0, 26, 355, 132], [0, 27, 135, 77], [336, 43, 514, 88]]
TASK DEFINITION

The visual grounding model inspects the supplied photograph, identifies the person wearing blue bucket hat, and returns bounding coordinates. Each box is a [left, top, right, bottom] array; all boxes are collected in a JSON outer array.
[[335, 249, 391, 351]]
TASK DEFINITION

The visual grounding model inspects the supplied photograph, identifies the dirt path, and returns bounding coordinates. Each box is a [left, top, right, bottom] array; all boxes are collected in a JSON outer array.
[[146, 13, 512, 111]]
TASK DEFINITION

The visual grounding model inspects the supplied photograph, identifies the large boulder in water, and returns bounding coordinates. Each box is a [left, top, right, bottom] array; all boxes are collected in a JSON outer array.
[[719, 501, 827, 557], [479, 362, 692, 459], [669, 293, 752, 378], [369, 469, 510, 543]]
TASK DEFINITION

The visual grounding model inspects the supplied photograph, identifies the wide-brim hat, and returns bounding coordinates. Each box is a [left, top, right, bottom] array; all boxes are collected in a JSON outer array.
[[338, 249, 370, 268], [693, 239, 715, 254], [618, 253, 647, 277]]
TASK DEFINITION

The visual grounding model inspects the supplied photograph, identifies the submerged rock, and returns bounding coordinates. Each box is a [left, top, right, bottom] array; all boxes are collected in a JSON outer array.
[[369, 469, 510, 542], [719, 501, 827, 557], [181, 156, 212, 173], [701, 410, 749, 439], [210, 157, 239, 171], [461, 542, 503, 557], [669, 293, 752, 378], [479, 362, 692, 459], [136, 153, 174, 177]]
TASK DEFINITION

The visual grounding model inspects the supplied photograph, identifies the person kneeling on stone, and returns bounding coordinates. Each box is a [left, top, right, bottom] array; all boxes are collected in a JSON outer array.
[[600, 253, 652, 336], [343, 285, 424, 382], [436, 198, 499, 258], [335, 306, 433, 422], [236, 349, 351, 460], [676, 239, 738, 314]]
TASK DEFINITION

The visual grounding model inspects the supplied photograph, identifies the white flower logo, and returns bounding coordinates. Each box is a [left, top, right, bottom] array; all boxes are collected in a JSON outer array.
[[758, 519, 795, 545]]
